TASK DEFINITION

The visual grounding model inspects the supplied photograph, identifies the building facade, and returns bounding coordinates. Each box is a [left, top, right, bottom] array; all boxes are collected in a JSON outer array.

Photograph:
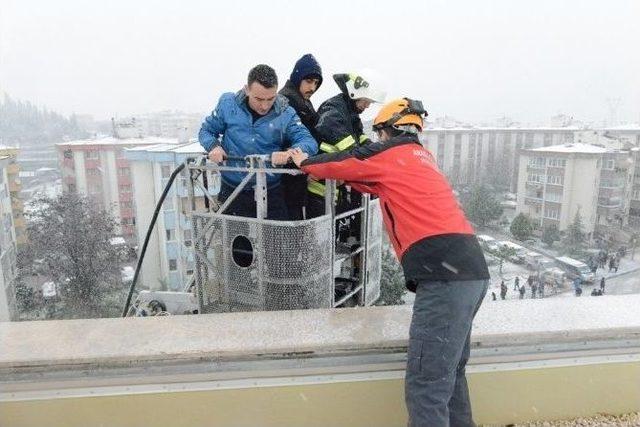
[[125, 142, 205, 291], [516, 144, 607, 234], [56, 137, 180, 242], [0, 157, 18, 321], [0, 147, 26, 247]]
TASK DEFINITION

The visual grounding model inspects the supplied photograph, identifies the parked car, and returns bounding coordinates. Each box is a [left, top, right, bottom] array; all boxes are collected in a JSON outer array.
[[477, 235, 500, 252], [497, 241, 527, 264]]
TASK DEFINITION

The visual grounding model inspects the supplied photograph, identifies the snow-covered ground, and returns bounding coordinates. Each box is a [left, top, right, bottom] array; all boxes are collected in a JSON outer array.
[[402, 238, 640, 306]]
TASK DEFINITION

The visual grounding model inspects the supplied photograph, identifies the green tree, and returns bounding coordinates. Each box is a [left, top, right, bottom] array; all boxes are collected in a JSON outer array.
[[563, 210, 586, 255], [376, 244, 406, 306], [541, 223, 561, 248], [462, 185, 503, 227], [26, 192, 123, 319], [510, 213, 534, 241], [14, 280, 36, 312]]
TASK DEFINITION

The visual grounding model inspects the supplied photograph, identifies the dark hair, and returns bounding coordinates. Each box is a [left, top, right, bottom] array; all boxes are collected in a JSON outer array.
[[247, 64, 278, 88]]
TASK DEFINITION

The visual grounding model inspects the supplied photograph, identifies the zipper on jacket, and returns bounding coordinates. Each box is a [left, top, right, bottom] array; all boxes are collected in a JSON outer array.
[[384, 202, 402, 250]]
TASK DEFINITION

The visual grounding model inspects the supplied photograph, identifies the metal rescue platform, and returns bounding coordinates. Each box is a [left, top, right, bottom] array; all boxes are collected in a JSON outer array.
[[128, 154, 382, 315]]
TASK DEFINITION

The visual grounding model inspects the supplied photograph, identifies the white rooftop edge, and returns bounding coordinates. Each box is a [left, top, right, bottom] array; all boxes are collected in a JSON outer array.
[[1, 294, 640, 369]]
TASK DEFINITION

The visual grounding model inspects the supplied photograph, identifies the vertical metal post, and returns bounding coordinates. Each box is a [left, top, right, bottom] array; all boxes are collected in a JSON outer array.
[[254, 156, 268, 309], [358, 193, 370, 306], [187, 160, 206, 312], [325, 179, 337, 306]]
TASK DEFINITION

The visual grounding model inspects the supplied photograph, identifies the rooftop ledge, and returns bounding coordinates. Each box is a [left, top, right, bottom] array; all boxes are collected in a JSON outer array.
[[2, 294, 640, 372], [2, 295, 640, 426]]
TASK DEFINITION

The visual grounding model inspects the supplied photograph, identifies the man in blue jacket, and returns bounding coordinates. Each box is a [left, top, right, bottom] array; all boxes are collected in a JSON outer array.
[[198, 64, 318, 220]]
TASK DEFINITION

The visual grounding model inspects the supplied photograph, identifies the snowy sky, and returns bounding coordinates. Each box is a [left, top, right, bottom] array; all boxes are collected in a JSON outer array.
[[1, 0, 639, 124]]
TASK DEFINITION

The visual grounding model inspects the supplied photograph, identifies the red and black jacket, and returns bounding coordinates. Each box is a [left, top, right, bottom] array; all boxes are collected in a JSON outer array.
[[300, 135, 490, 292]]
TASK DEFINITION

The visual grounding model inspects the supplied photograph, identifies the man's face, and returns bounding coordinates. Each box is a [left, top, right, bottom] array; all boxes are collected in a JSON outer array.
[[245, 82, 278, 115], [355, 98, 373, 114], [298, 78, 320, 100]]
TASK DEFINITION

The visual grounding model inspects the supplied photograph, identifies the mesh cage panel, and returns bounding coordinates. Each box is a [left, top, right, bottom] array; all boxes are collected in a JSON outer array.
[[365, 200, 382, 305], [193, 213, 333, 313]]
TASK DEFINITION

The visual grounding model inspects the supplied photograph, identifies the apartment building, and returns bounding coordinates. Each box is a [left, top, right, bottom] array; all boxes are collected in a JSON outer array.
[[0, 156, 18, 321], [56, 137, 180, 242], [421, 124, 640, 191], [0, 147, 26, 247], [125, 142, 206, 291], [515, 142, 640, 236], [422, 126, 577, 191]]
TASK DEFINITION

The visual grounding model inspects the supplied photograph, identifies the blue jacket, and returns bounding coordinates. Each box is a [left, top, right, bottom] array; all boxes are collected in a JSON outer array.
[[199, 90, 318, 188]]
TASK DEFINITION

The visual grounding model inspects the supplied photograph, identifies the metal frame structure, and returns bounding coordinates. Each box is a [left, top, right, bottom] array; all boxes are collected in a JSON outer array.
[[185, 155, 382, 313]]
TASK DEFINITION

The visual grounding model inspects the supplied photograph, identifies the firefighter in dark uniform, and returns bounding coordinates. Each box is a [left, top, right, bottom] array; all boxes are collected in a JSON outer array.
[[306, 70, 386, 219]]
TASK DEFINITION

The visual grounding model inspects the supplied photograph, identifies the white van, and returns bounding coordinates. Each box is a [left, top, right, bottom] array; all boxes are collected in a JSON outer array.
[[525, 252, 555, 270], [555, 256, 595, 283]]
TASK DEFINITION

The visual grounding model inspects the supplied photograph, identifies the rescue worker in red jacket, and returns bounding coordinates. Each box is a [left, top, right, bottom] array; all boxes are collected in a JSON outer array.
[[291, 98, 490, 427]]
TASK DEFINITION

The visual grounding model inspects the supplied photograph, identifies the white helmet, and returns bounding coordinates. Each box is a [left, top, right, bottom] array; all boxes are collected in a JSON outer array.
[[344, 69, 387, 103]]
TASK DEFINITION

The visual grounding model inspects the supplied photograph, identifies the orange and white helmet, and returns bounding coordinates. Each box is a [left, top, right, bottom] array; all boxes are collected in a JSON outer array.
[[343, 69, 387, 103], [373, 98, 428, 133]]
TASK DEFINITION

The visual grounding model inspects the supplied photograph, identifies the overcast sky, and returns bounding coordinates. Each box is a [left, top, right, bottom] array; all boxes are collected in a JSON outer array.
[[1, 0, 639, 125]]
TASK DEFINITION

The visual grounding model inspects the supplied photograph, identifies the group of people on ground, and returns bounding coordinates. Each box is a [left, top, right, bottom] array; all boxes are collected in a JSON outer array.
[[198, 54, 491, 427], [494, 274, 548, 300]]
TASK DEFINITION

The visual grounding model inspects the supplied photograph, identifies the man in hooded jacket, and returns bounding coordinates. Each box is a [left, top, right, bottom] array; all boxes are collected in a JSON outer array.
[[278, 54, 322, 219]]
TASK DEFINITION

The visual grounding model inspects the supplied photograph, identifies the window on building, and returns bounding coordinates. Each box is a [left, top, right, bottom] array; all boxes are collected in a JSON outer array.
[[119, 184, 132, 193], [161, 164, 172, 179], [529, 157, 546, 168], [527, 173, 544, 183], [166, 229, 175, 241], [85, 150, 99, 160], [604, 159, 615, 170], [86, 168, 100, 176], [169, 259, 178, 271], [544, 207, 560, 219], [545, 192, 563, 202], [543, 133, 552, 146], [633, 189, 640, 200], [118, 167, 131, 176], [548, 158, 566, 168], [547, 175, 563, 185]]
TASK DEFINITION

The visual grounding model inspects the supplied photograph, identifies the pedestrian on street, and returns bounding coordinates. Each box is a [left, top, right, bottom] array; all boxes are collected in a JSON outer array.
[[513, 276, 520, 291], [518, 284, 526, 299], [600, 277, 606, 293], [500, 281, 507, 300]]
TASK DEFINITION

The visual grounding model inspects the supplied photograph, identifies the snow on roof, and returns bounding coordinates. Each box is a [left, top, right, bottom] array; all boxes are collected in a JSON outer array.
[[602, 124, 640, 131], [528, 143, 608, 154], [56, 136, 180, 147], [125, 142, 204, 154]]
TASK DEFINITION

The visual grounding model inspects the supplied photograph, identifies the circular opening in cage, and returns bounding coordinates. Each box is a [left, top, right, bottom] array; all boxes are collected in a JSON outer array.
[[231, 235, 254, 268]]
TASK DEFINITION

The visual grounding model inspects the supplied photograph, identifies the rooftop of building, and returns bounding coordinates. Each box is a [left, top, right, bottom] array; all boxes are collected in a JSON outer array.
[[527, 143, 609, 154], [56, 136, 181, 147]]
